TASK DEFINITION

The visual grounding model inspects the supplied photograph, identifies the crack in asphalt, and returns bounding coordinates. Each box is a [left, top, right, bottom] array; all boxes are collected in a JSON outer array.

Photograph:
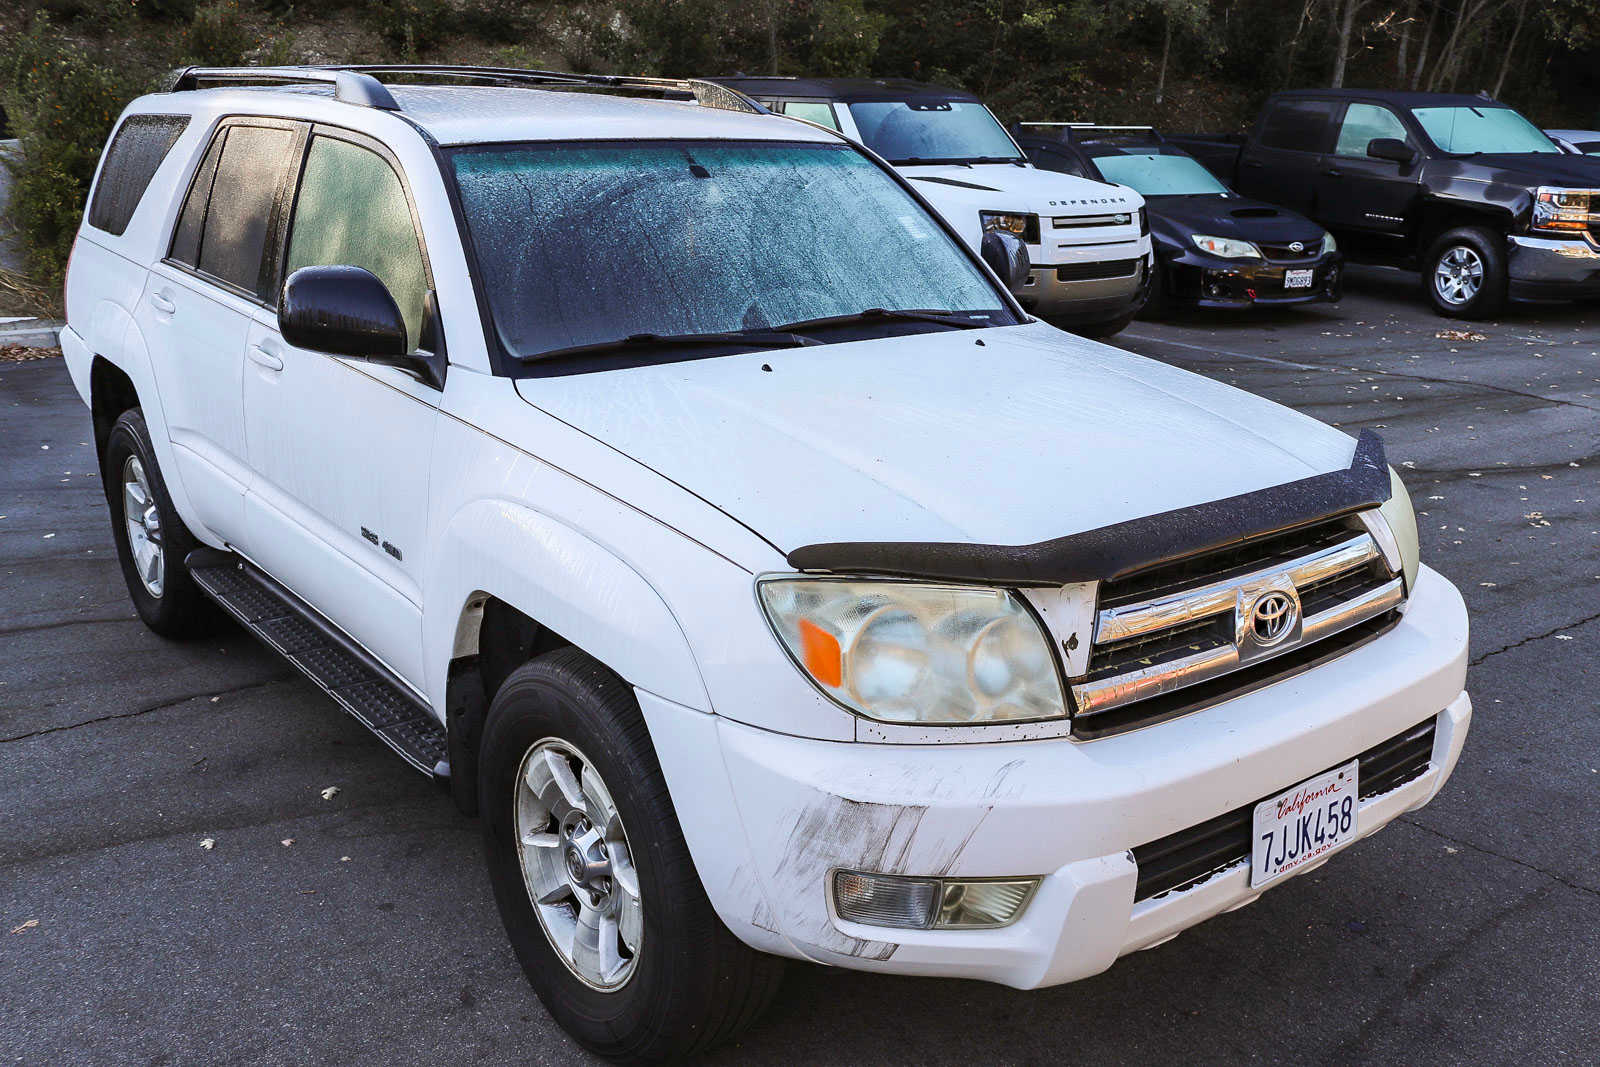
[[0, 612, 136, 637], [1468, 607, 1600, 666], [1399, 816, 1600, 900], [1122, 331, 1600, 414], [0, 678, 286, 744]]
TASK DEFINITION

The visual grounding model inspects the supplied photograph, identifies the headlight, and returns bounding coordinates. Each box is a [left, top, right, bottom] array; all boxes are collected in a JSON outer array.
[[1191, 234, 1262, 259], [1377, 467, 1420, 592], [1531, 187, 1596, 234], [981, 211, 1039, 244], [757, 577, 1066, 725], [1321, 231, 1337, 254]]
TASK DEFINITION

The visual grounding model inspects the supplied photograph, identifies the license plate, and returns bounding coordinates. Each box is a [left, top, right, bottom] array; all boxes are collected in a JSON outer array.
[[1284, 268, 1315, 289], [1251, 760, 1359, 888]]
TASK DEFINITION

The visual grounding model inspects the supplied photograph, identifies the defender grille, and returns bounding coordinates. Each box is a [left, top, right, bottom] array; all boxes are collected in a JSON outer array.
[[1131, 717, 1437, 902], [1072, 516, 1404, 739], [1056, 259, 1140, 282]]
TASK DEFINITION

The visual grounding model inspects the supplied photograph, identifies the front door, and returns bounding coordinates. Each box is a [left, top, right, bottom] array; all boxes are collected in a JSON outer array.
[[1318, 102, 1422, 246], [242, 129, 441, 689]]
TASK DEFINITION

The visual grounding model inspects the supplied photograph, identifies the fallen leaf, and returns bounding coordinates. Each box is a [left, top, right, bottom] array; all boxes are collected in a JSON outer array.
[[200, 838, 215, 850], [281, 839, 295, 847], [320, 786, 340, 801], [10, 919, 39, 934]]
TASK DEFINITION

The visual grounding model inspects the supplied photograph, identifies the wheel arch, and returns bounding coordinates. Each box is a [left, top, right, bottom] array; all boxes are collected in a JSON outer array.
[[1416, 196, 1515, 255]]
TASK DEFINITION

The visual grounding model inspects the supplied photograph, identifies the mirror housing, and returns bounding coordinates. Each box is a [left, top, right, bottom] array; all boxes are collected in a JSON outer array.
[[278, 265, 444, 388], [1366, 138, 1416, 166], [980, 230, 1031, 291]]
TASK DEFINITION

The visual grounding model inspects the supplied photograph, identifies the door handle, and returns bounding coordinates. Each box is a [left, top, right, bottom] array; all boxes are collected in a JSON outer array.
[[149, 292, 176, 314], [248, 345, 284, 372], [1323, 168, 1343, 177], [1242, 159, 1264, 169]]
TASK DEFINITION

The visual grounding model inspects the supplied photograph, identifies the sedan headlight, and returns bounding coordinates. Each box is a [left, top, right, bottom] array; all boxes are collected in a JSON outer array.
[[1191, 234, 1262, 259], [981, 211, 1039, 244], [1531, 187, 1596, 234], [757, 578, 1066, 724], [1378, 467, 1420, 592], [1321, 230, 1338, 254]]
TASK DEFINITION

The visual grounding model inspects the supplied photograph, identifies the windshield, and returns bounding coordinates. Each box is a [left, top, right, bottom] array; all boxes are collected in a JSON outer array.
[[1411, 106, 1558, 154], [450, 141, 1008, 362], [846, 101, 1023, 164], [1089, 152, 1228, 195]]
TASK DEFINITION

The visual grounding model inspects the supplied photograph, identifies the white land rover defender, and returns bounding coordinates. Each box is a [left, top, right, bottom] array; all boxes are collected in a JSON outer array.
[[64, 65, 1469, 1062], [713, 77, 1155, 336]]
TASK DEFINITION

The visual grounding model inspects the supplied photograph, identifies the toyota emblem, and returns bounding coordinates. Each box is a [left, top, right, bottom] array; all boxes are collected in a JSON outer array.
[[1289, 241, 1305, 253], [1250, 591, 1298, 645]]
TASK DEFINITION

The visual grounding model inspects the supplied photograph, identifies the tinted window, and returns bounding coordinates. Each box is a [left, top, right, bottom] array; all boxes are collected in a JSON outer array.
[[451, 141, 1007, 362], [196, 124, 297, 296], [87, 115, 190, 235], [1028, 146, 1090, 178], [285, 137, 430, 352], [781, 101, 840, 131], [1257, 100, 1338, 153], [170, 133, 224, 268], [846, 101, 1022, 163], [1411, 106, 1558, 154], [1577, 140, 1600, 155], [1334, 104, 1410, 157]]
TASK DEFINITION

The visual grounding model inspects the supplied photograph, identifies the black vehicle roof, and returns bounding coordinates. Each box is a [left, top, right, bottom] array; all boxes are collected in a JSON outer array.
[[1268, 88, 1509, 109], [710, 76, 980, 104]]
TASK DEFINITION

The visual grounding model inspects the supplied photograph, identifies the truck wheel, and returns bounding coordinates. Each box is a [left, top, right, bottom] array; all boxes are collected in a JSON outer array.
[[479, 649, 784, 1060], [1423, 226, 1507, 318], [103, 408, 215, 638]]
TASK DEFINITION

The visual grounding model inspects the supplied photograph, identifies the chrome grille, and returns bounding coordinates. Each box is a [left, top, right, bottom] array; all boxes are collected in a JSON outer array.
[[1072, 516, 1404, 739]]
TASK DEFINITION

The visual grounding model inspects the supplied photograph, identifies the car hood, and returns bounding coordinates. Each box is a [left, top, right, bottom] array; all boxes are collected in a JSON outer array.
[[1149, 194, 1325, 245], [900, 162, 1143, 214], [1448, 152, 1600, 188], [513, 322, 1360, 554]]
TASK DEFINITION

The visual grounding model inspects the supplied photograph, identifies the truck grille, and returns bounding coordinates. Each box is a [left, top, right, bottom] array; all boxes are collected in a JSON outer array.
[[1130, 717, 1437, 902], [1071, 516, 1404, 739]]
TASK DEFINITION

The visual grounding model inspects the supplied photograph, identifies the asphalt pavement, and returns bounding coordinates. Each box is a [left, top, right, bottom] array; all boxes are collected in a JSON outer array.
[[2, 268, 1596, 1064]]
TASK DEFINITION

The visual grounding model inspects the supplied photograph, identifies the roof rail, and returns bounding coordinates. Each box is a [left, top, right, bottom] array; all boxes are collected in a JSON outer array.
[[1014, 122, 1163, 144], [166, 64, 768, 116]]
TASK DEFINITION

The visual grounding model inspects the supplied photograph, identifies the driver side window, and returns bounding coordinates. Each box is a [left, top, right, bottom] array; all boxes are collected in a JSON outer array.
[[285, 136, 430, 352], [1334, 104, 1411, 158]]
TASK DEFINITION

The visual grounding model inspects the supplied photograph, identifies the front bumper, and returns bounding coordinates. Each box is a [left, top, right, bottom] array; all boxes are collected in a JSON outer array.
[[1507, 234, 1600, 300], [1019, 254, 1153, 323], [1170, 250, 1343, 309], [649, 563, 1469, 988]]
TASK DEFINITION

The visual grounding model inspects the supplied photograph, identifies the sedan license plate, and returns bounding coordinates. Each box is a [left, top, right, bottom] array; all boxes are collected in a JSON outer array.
[[1284, 268, 1315, 289], [1251, 760, 1358, 888]]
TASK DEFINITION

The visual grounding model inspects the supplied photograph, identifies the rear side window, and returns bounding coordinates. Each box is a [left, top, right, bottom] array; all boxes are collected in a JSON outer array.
[[1257, 100, 1338, 154], [87, 115, 190, 236], [169, 122, 300, 300]]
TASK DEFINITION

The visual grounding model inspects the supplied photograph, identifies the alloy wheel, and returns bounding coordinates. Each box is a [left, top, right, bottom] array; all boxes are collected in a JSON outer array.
[[1433, 245, 1484, 306], [121, 455, 164, 597]]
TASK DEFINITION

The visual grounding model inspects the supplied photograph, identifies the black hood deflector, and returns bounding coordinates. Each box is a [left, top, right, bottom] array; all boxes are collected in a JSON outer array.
[[786, 430, 1391, 586]]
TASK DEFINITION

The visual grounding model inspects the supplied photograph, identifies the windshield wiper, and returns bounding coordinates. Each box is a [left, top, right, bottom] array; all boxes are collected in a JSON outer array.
[[770, 308, 987, 333], [524, 329, 817, 362]]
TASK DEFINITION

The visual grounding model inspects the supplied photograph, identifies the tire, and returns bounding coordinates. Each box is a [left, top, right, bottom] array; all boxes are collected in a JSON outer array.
[[1138, 260, 1171, 320], [103, 408, 215, 638], [1073, 309, 1138, 339], [1423, 225, 1507, 318], [479, 649, 783, 1061]]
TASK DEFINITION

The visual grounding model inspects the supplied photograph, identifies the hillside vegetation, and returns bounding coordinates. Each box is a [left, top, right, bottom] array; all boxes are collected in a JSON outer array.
[[3, 0, 1598, 309]]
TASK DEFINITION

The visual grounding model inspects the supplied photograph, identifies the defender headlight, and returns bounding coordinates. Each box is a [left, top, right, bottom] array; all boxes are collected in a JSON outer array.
[[1531, 187, 1595, 234], [981, 211, 1039, 244], [1378, 467, 1420, 592], [1321, 231, 1337, 254], [757, 578, 1066, 725], [1191, 234, 1262, 259]]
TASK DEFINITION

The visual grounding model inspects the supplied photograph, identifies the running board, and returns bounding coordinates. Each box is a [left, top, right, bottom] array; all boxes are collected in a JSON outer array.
[[187, 548, 449, 778]]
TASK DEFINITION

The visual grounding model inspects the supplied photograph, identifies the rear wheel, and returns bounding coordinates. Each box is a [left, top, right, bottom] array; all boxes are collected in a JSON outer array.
[[479, 649, 783, 1060], [1423, 225, 1507, 318]]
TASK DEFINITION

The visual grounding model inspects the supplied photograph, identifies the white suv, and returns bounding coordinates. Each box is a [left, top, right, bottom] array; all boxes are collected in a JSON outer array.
[[63, 65, 1470, 1062]]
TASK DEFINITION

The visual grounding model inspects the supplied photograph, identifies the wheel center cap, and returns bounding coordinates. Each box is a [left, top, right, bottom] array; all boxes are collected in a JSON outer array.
[[565, 848, 586, 884]]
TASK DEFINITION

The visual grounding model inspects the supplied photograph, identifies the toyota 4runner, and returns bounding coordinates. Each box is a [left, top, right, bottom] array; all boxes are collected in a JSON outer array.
[[64, 65, 1470, 1062]]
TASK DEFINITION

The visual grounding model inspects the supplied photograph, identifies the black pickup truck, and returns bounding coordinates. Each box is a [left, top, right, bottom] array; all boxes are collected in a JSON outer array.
[[1172, 89, 1600, 317]]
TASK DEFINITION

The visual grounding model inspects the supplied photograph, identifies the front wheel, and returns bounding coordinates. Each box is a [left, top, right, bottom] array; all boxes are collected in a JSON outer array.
[[479, 649, 783, 1061], [1423, 226, 1507, 318]]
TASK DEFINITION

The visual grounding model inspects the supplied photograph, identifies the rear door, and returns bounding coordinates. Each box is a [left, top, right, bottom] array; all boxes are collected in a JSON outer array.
[[1318, 101, 1422, 243], [138, 117, 305, 546], [1237, 98, 1338, 216]]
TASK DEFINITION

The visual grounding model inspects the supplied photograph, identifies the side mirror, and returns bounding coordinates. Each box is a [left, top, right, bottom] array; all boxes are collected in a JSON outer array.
[[279, 265, 444, 388], [980, 230, 1031, 291], [1366, 138, 1416, 166]]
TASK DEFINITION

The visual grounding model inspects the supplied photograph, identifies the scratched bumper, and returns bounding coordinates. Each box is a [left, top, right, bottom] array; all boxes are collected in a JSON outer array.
[[655, 564, 1469, 988]]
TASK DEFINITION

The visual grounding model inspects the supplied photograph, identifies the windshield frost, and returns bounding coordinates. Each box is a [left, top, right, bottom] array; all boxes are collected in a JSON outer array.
[[847, 101, 1023, 163], [1091, 152, 1228, 196], [451, 141, 1005, 360], [1411, 106, 1558, 154]]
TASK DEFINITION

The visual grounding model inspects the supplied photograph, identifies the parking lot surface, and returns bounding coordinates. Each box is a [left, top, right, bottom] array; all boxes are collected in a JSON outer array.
[[2, 267, 1596, 1064]]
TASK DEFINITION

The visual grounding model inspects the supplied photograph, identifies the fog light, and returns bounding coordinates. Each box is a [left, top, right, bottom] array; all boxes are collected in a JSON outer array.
[[833, 871, 1040, 930]]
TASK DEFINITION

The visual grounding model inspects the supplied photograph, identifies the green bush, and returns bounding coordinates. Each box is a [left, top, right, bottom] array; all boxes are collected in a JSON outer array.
[[180, 0, 256, 65], [0, 21, 140, 297], [372, 0, 459, 61]]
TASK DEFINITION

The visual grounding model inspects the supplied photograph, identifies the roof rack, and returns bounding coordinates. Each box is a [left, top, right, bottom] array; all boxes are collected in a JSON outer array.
[[1014, 122, 1163, 145], [167, 65, 768, 115]]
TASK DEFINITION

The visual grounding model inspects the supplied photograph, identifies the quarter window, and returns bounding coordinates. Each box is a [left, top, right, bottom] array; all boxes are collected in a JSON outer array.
[[285, 137, 430, 353], [88, 114, 189, 236], [1257, 100, 1338, 154], [1334, 104, 1410, 158]]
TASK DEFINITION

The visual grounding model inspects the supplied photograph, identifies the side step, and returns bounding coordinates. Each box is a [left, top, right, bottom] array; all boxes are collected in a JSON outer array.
[[187, 548, 449, 778]]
